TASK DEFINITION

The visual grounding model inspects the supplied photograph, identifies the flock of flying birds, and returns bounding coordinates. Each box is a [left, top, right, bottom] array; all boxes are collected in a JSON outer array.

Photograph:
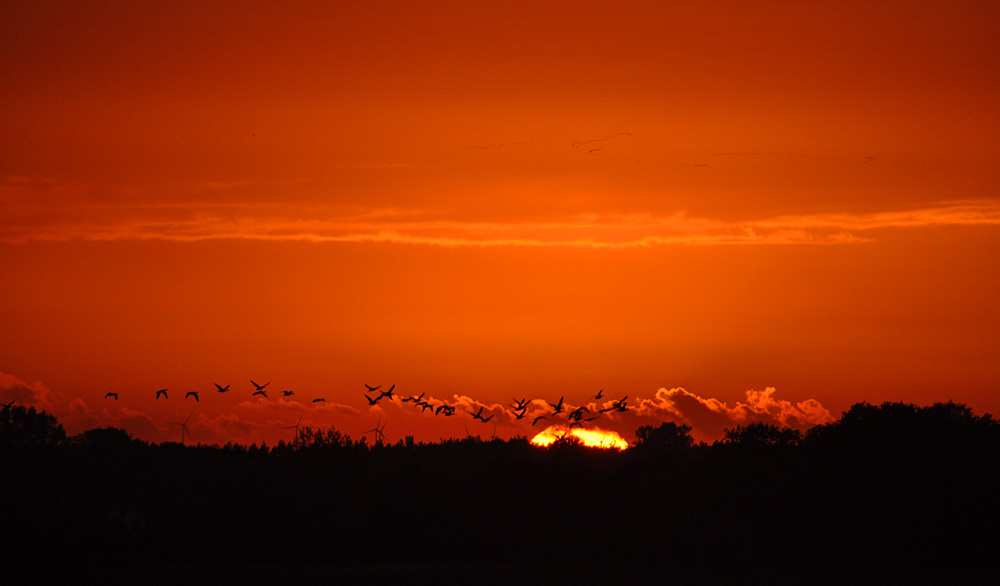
[[103, 380, 332, 404], [368, 385, 631, 430], [99, 380, 632, 443]]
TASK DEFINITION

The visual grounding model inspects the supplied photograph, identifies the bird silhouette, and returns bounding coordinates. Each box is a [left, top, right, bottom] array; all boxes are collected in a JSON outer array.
[[548, 397, 565, 414], [364, 384, 381, 392], [532, 415, 548, 425], [186, 391, 199, 402], [512, 398, 530, 411], [593, 389, 603, 400], [105, 392, 118, 400], [312, 398, 326, 403], [252, 390, 268, 398], [215, 383, 230, 393], [377, 385, 395, 401], [251, 380, 270, 391], [282, 390, 294, 397], [156, 389, 168, 400], [365, 394, 379, 405]]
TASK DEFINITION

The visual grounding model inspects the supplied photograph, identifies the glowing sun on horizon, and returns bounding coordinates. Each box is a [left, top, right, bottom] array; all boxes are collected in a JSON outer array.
[[530, 426, 629, 450]]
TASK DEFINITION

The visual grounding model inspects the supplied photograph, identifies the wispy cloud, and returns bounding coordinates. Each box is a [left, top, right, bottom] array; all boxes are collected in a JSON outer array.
[[3, 199, 999, 247]]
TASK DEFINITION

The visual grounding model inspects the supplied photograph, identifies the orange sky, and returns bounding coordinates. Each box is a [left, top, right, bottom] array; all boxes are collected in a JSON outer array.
[[2, 1, 998, 446]]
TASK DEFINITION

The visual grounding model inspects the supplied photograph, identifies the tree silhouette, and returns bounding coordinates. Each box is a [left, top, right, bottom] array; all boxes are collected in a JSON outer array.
[[3, 401, 999, 581], [0, 405, 66, 447], [723, 421, 801, 447], [632, 421, 694, 452], [71, 426, 137, 448]]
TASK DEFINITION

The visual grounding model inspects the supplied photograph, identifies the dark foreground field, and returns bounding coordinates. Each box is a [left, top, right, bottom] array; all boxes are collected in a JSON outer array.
[[3, 401, 998, 584]]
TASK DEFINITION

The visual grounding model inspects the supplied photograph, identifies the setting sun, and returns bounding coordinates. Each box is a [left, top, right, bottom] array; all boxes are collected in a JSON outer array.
[[531, 426, 629, 450]]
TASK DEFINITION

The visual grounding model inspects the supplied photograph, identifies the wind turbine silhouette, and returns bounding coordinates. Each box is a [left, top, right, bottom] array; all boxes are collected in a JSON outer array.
[[282, 413, 304, 441], [169, 412, 193, 445], [364, 414, 387, 445]]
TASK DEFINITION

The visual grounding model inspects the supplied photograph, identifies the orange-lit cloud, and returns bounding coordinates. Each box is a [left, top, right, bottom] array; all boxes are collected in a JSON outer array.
[[0, 371, 56, 410], [235, 396, 359, 417], [620, 387, 834, 443], [4, 197, 999, 246]]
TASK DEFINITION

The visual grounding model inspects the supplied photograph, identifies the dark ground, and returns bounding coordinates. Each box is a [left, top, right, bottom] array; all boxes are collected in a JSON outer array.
[[4, 401, 998, 584]]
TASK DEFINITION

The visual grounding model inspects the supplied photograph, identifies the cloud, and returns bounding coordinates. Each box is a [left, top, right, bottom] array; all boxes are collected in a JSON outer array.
[[0, 371, 57, 410], [3, 198, 999, 246], [623, 387, 834, 442], [234, 396, 358, 416]]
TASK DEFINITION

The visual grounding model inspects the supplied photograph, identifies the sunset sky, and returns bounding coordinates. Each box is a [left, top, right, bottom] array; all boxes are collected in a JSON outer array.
[[2, 1, 998, 446]]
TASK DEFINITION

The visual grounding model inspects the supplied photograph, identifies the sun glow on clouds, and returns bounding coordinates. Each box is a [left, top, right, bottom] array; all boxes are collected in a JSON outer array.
[[3, 199, 1000, 246], [531, 426, 629, 450]]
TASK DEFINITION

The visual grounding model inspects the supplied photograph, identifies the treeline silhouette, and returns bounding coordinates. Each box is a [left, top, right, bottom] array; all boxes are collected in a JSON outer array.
[[3, 401, 998, 584]]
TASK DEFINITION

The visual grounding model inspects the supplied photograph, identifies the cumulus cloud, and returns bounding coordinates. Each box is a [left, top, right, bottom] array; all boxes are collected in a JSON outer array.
[[0, 371, 56, 410], [623, 387, 833, 442]]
